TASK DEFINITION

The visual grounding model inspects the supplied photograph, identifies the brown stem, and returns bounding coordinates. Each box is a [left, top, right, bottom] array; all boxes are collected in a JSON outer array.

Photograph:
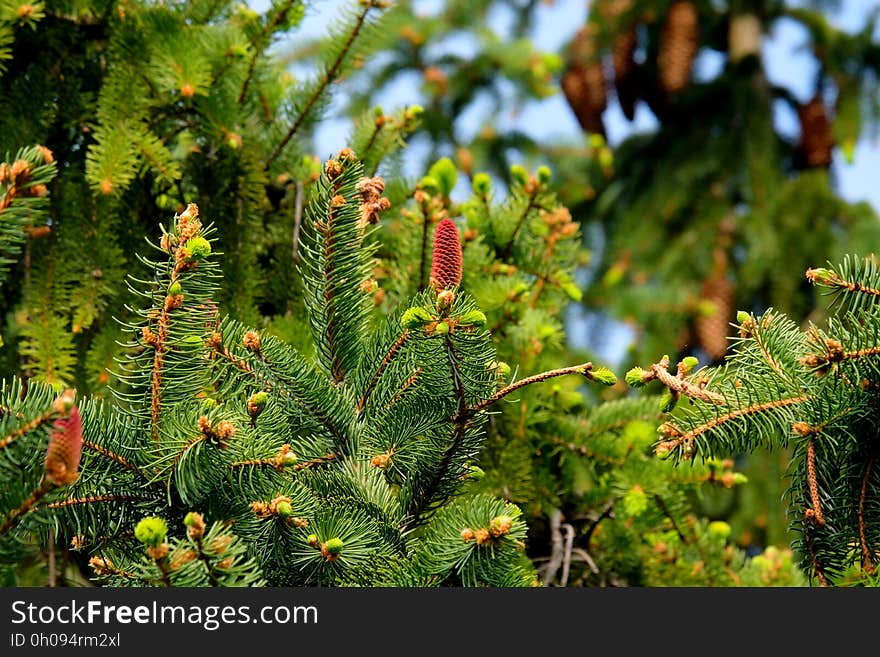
[[653, 494, 688, 545], [238, 0, 297, 105], [470, 363, 595, 414], [804, 526, 830, 587], [386, 368, 422, 409], [658, 395, 809, 452], [0, 410, 54, 451], [265, 3, 376, 170], [193, 535, 221, 587], [292, 453, 337, 471], [0, 482, 51, 535], [807, 267, 880, 299], [499, 188, 539, 259], [357, 330, 409, 414], [83, 439, 144, 477], [582, 502, 615, 552], [41, 494, 154, 511], [362, 120, 385, 177], [406, 337, 469, 525], [651, 356, 727, 405], [806, 439, 826, 527], [154, 555, 173, 587]]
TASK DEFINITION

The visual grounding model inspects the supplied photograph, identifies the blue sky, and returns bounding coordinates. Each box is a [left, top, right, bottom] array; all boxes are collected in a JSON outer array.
[[270, 0, 880, 212]]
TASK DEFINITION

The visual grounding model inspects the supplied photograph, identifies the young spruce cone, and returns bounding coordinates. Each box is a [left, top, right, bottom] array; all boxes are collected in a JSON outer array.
[[44, 407, 83, 487], [430, 218, 463, 291], [658, 0, 699, 96], [695, 274, 735, 362], [561, 25, 607, 137], [796, 94, 834, 169]]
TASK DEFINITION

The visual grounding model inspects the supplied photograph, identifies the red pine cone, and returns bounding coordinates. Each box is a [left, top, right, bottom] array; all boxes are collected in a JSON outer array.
[[430, 218, 463, 291], [44, 407, 83, 487]]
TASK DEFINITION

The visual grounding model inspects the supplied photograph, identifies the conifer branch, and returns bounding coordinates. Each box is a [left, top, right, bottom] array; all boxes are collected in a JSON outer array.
[[805, 439, 826, 527], [500, 186, 541, 259], [649, 356, 727, 405], [0, 409, 54, 451], [407, 336, 470, 525], [0, 482, 51, 536], [657, 395, 809, 454], [357, 330, 410, 414], [208, 333, 254, 374], [859, 456, 875, 573], [82, 439, 144, 477], [265, 2, 377, 169], [469, 363, 596, 414], [323, 175, 346, 383], [804, 528, 830, 587], [807, 266, 880, 299], [42, 494, 154, 511], [802, 342, 880, 372], [192, 533, 222, 587], [653, 494, 688, 545], [386, 368, 422, 409], [238, 0, 298, 105], [89, 557, 149, 583], [292, 453, 337, 471]]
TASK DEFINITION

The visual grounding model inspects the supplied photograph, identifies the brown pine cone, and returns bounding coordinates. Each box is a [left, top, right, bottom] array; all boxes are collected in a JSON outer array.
[[613, 25, 639, 120], [658, 0, 699, 96], [561, 25, 607, 136], [797, 95, 834, 169], [696, 274, 735, 362]]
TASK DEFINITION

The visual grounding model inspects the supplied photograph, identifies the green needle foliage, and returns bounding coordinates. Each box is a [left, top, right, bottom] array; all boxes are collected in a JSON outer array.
[[0, 148, 624, 587], [628, 255, 880, 585]]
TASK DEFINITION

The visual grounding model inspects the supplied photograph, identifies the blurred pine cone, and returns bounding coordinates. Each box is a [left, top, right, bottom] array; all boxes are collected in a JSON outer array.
[[696, 274, 735, 362], [613, 25, 639, 120], [796, 94, 834, 169], [658, 0, 699, 96], [562, 25, 607, 137]]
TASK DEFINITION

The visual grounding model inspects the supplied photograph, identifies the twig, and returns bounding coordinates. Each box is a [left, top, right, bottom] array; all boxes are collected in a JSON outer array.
[[469, 364, 594, 414], [265, 2, 376, 169], [560, 522, 575, 587], [543, 508, 564, 586], [583, 502, 614, 551], [291, 180, 304, 264]]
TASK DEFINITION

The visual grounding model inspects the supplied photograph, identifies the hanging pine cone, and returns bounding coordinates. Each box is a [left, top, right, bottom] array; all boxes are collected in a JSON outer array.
[[658, 0, 699, 96], [613, 25, 639, 121], [561, 25, 607, 137], [796, 94, 834, 169], [695, 274, 736, 362]]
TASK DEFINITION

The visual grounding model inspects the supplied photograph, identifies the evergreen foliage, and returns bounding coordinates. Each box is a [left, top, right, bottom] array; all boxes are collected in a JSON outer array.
[[629, 255, 880, 585], [0, 147, 628, 587], [1, 0, 871, 588]]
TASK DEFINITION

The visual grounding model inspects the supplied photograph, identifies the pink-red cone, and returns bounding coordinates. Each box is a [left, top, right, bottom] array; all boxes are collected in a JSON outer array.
[[430, 218, 463, 291], [45, 407, 83, 487]]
